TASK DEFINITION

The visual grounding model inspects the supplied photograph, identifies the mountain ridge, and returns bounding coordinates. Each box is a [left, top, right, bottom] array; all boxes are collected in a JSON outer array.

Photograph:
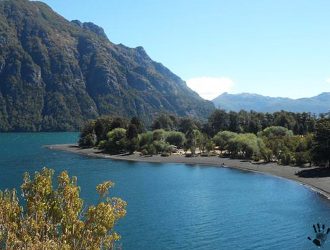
[[0, 0, 214, 131], [212, 92, 330, 114]]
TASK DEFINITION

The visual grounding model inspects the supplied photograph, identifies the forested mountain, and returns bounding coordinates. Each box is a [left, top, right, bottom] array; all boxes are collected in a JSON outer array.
[[0, 0, 214, 131], [212, 92, 330, 114]]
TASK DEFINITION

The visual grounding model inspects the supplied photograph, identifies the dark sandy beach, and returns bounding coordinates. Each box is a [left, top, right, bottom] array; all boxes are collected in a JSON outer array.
[[47, 144, 330, 199]]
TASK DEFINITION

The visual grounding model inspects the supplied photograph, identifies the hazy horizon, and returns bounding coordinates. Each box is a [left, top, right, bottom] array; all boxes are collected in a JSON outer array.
[[212, 91, 330, 101]]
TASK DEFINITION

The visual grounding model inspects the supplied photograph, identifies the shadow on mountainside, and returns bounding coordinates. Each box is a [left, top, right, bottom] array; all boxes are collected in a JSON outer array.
[[296, 168, 330, 178]]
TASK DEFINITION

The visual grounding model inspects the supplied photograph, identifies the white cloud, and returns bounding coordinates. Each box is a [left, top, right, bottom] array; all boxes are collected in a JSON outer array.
[[326, 78, 330, 84], [186, 76, 234, 100]]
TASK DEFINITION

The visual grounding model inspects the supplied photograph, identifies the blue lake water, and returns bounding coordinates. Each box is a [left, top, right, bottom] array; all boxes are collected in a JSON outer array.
[[1, 133, 330, 249]]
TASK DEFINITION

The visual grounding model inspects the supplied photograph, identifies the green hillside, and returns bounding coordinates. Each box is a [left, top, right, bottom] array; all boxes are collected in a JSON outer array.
[[0, 0, 214, 131]]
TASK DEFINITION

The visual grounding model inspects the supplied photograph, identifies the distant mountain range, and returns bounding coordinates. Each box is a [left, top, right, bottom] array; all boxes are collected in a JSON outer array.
[[0, 0, 214, 131], [212, 92, 330, 114]]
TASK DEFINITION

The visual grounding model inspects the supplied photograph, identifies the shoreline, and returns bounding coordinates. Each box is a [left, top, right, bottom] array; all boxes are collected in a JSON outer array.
[[47, 144, 330, 200]]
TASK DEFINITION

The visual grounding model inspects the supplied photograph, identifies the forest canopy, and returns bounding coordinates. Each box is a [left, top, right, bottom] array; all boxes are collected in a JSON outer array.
[[78, 110, 330, 167]]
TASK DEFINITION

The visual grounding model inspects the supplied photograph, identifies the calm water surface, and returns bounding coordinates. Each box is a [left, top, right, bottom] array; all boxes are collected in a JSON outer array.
[[1, 133, 330, 250]]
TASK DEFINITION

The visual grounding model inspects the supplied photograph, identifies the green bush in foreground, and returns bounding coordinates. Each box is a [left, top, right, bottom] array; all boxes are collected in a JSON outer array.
[[0, 168, 126, 250]]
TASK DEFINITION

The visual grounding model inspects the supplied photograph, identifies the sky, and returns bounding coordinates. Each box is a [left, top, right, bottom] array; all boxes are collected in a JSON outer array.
[[40, 0, 330, 100]]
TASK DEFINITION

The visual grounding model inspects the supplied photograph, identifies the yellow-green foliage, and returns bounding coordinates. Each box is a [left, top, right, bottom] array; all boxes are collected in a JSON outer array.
[[0, 168, 126, 250]]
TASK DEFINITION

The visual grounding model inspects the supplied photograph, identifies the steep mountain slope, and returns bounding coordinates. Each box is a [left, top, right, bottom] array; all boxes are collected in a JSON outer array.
[[212, 92, 330, 114], [0, 0, 214, 131]]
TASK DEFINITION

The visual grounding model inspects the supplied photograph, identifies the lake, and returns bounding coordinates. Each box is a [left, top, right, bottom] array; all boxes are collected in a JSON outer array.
[[0, 132, 329, 249]]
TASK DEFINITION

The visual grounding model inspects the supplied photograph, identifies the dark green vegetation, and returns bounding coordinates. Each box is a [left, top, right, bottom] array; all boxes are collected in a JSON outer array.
[[204, 109, 317, 136], [213, 92, 330, 114], [0, 0, 213, 131], [79, 110, 330, 167], [79, 116, 186, 156], [312, 119, 330, 167]]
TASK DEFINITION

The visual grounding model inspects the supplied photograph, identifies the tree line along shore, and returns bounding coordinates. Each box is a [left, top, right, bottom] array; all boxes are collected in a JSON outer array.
[[78, 109, 330, 168]]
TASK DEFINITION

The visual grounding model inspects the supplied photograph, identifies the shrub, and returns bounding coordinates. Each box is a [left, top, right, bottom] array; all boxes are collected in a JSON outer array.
[[258, 126, 293, 138], [139, 132, 153, 148], [165, 131, 186, 148], [295, 151, 311, 166], [79, 121, 96, 148], [152, 129, 166, 141], [94, 116, 113, 142], [152, 140, 171, 154], [79, 133, 96, 148], [0, 168, 126, 249], [97, 140, 107, 149], [279, 149, 294, 165], [212, 131, 237, 152], [140, 144, 157, 155], [258, 139, 272, 162], [205, 140, 215, 153], [106, 128, 127, 154]]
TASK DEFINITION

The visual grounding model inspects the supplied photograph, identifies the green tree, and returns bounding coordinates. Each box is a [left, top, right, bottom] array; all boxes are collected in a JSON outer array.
[[205, 140, 215, 153], [139, 131, 153, 148], [152, 129, 166, 141], [212, 131, 237, 154], [106, 128, 127, 154], [152, 114, 175, 131], [165, 131, 186, 148], [312, 118, 330, 167], [110, 117, 128, 131], [237, 133, 260, 159], [0, 168, 126, 249], [258, 126, 296, 164], [79, 120, 96, 148], [288, 134, 313, 166], [178, 118, 199, 134], [198, 133, 209, 153], [258, 138, 272, 162], [258, 126, 301, 165], [140, 143, 157, 156], [126, 124, 139, 154], [152, 140, 171, 154], [185, 129, 201, 155], [274, 111, 296, 131], [126, 124, 138, 140], [94, 116, 113, 143], [228, 111, 240, 133], [207, 109, 229, 136], [226, 133, 260, 159], [258, 126, 293, 138], [130, 117, 144, 133]]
